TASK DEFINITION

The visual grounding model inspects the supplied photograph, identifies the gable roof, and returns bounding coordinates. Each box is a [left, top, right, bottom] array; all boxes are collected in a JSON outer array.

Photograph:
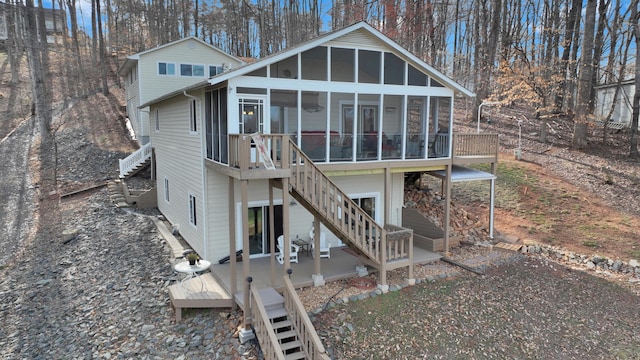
[[117, 36, 244, 76], [141, 22, 474, 108], [208, 22, 474, 97]]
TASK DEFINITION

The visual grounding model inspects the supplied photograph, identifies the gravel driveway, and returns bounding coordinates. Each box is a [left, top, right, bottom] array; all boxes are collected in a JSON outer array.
[[313, 256, 640, 359]]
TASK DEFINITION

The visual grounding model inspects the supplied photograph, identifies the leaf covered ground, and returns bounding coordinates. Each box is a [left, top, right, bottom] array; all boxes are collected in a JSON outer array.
[[314, 256, 640, 359]]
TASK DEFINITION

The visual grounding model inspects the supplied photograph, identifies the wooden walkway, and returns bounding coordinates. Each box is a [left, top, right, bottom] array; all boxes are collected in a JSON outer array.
[[168, 273, 233, 321]]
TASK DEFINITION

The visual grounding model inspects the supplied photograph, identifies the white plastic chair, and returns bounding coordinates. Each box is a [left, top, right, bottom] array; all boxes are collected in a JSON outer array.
[[309, 228, 330, 258], [276, 235, 299, 264]]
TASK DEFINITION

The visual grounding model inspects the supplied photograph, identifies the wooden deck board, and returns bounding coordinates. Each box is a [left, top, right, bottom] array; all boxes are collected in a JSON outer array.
[[168, 273, 233, 321]]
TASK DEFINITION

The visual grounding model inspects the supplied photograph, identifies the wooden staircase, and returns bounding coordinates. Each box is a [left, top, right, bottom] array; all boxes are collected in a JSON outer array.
[[275, 140, 413, 284], [250, 280, 330, 360]]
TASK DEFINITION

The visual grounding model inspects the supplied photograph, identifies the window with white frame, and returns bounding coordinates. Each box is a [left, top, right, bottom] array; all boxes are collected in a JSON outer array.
[[209, 65, 223, 77], [180, 63, 205, 77], [164, 177, 170, 202], [154, 108, 159, 131], [189, 99, 197, 133], [189, 194, 197, 226], [158, 62, 176, 76]]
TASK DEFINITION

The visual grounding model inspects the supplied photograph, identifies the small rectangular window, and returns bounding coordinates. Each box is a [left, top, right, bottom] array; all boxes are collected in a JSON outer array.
[[180, 64, 205, 77], [155, 108, 159, 131], [189, 194, 197, 226], [209, 65, 223, 77], [164, 177, 170, 202], [158, 62, 175, 76], [189, 99, 197, 132]]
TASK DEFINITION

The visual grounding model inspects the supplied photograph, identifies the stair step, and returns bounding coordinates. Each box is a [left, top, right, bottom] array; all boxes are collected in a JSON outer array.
[[267, 307, 288, 320], [258, 287, 284, 310], [272, 319, 293, 331], [284, 352, 307, 360], [280, 339, 302, 351], [276, 329, 297, 341]]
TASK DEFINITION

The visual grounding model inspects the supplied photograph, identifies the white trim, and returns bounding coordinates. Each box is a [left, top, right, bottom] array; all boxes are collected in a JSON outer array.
[[188, 193, 198, 228], [179, 63, 207, 77], [189, 99, 198, 134], [164, 177, 170, 203], [235, 200, 284, 259], [157, 61, 176, 76], [154, 108, 159, 132]]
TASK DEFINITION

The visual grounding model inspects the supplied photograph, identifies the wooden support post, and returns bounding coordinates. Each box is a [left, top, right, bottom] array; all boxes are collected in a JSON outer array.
[[282, 177, 290, 272], [444, 165, 452, 253], [268, 179, 276, 286], [384, 167, 391, 225], [241, 179, 251, 330], [228, 177, 237, 310], [313, 217, 321, 275]]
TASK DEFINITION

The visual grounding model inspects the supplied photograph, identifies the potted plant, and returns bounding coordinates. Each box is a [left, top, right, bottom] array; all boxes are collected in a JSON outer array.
[[186, 252, 200, 265]]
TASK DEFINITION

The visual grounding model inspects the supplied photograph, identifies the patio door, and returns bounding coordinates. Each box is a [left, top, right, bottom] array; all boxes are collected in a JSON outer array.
[[240, 204, 283, 257]]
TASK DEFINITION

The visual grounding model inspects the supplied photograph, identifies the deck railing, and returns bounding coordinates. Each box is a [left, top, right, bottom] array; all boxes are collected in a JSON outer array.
[[250, 285, 287, 360], [119, 142, 152, 178], [452, 133, 499, 158], [282, 275, 331, 360], [228, 134, 288, 170], [288, 141, 386, 265]]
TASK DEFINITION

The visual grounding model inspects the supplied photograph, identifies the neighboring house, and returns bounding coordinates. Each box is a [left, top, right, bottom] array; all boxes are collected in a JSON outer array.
[[0, 3, 66, 43], [117, 37, 244, 145], [595, 79, 637, 129], [133, 21, 498, 295]]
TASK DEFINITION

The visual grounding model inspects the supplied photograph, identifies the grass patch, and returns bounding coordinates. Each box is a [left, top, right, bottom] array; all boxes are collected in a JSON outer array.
[[582, 240, 600, 248]]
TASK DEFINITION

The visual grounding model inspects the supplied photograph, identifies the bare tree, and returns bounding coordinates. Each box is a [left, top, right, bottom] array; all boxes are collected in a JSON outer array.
[[630, 0, 639, 157], [573, 0, 597, 149]]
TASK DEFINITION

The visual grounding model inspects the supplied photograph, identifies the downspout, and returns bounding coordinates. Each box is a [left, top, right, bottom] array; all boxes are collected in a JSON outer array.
[[183, 91, 208, 261]]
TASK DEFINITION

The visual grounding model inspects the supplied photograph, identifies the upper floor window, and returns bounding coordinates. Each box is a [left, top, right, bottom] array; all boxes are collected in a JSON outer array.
[[180, 64, 205, 77], [158, 62, 176, 76], [209, 65, 223, 77]]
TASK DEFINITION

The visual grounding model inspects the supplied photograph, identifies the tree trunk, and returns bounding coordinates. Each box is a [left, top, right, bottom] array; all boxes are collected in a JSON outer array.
[[573, 0, 597, 149], [96, 0, 109, 95], [630, 1, 639, 157]]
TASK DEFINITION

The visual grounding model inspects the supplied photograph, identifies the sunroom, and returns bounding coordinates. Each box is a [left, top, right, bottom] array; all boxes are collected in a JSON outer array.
[[204, 40, 463, 168]]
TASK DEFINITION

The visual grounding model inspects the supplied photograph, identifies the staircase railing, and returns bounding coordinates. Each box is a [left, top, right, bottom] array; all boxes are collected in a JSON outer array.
[[282, 275, 331, 360], [119, 142, 152, 178], [288, 140, 386, 266], [250, 286, 287, 360]]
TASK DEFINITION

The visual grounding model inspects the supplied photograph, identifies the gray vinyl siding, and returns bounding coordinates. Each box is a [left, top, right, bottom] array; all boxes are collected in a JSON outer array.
[[151, 95, 206, 256]]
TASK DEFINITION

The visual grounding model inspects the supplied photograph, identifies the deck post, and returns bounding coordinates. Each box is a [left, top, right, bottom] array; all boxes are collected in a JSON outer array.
[[444, 164, 452, 253], [268, 180, 276, 286], [384, 167, 391, 225], [241, 179, 251, 330], [313, 217, 321, 276], [228, 177, 237, 310], [282, 177, 291, 270]]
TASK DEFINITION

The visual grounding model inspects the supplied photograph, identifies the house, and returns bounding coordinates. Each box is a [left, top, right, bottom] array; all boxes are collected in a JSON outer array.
[[594, 79, 637, 129], [117, 37, 244, 146], [0, 3, 66, 43], [124, 22, 498, 351]]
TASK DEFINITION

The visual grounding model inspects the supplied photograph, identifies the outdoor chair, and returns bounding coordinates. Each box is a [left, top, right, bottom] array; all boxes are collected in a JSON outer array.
[[309, 228, 330, 258], [276, 235, 299, 264]]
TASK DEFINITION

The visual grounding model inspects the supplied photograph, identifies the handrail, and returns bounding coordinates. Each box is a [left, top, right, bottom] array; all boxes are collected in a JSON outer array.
[[288, 139, 386, 265], [119, 142, 152, 178], [282, 276, 331, 360], [250, 286, 287, 360]]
